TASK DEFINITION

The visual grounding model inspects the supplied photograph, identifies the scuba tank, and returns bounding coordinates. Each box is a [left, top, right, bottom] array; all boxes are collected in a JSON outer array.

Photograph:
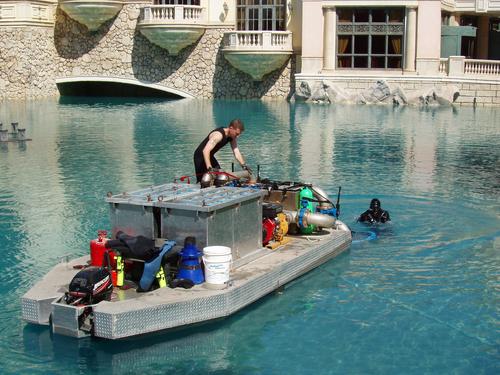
[[298, 187, 316, 234]]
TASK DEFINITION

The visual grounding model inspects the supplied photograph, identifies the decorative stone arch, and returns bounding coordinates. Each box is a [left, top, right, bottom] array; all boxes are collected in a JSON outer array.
[[55, 77, 195, 99]]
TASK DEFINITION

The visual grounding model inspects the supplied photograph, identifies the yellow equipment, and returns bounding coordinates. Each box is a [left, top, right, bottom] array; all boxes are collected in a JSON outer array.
[[266, 213, 291, 250], [155, 267, 167, 288], [115, 254, 124, 287]]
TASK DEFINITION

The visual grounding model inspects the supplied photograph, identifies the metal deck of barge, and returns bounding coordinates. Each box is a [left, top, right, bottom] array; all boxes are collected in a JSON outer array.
[[22, 228, 350, 339]]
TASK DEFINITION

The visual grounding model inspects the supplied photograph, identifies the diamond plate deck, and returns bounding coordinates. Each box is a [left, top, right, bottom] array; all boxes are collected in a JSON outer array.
[[91, 228, 351, 339], [21, 215, 351, 339]]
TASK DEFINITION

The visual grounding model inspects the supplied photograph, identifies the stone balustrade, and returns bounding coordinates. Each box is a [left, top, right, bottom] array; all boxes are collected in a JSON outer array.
[[465, 59, 500, 75], [440, 56, 500, 77], [439, 58, 448, 74], [139, 5, 205, 25], [224, 31, 293, 51], [0, 0, 55, 26]]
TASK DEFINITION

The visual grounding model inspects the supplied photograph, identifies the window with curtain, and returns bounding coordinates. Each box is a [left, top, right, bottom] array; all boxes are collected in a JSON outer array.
[[236, 0, 286, 31], [337, 8, 405, 69]]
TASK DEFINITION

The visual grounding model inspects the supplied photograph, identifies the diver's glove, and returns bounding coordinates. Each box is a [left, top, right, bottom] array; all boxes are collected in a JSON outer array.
[[241, 164, 253, 175], [207, 167, 220, 173]]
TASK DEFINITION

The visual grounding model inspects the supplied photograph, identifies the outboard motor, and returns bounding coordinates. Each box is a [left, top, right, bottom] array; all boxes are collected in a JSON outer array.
[[64, 266, 113, 306]]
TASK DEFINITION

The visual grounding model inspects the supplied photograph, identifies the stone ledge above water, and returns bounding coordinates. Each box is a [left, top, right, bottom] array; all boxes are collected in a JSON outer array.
[[292, 78, 500, 107]]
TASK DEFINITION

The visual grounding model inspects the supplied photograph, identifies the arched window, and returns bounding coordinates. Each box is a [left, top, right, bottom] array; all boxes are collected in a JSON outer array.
[[236, 0, 286, 31]]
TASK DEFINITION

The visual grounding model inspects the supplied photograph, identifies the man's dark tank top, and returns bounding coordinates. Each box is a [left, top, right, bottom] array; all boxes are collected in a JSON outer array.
[[194, 128, 232, 159]]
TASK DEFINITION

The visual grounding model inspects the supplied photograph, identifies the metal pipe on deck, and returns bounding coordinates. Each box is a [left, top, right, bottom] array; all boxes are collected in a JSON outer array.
[[284, 210, 336, 228]]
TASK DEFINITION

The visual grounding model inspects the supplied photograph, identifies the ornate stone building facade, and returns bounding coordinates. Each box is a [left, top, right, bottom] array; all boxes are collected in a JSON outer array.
[[1, 0, 499, 105]]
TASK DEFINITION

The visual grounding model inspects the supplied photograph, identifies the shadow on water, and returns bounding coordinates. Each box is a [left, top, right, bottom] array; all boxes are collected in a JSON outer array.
[[58, 96, 175, 107]]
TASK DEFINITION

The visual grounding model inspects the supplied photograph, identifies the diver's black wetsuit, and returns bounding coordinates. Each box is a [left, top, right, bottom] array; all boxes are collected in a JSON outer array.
[[358, 208, 391, 224], [193, 128, 232, 182]]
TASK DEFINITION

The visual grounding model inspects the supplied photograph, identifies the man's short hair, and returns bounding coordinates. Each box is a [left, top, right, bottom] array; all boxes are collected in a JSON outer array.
[[229, 119, 245, 132]]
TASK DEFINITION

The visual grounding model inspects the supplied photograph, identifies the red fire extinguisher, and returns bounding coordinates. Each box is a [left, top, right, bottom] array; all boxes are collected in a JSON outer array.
[[90, 230, 114, 267]]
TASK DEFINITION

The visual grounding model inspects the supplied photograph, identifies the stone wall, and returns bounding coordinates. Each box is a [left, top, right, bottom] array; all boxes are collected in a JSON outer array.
[[294, 78, 500, 107], [0, 27, 59, 98], [0, 3, 294, 100]]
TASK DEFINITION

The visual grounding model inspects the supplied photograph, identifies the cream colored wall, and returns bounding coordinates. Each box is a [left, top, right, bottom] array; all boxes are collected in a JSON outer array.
[[415, 0, 442, 74], [300, 0, 324, 73], [205, 0, 235, 27]]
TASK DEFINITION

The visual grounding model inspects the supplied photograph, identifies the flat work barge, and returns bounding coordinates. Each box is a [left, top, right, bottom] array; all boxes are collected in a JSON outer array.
[[22, 181, 351, 339]]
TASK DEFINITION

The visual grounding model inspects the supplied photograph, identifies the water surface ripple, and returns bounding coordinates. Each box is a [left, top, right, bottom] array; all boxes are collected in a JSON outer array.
[[0, 98, 498, 374]]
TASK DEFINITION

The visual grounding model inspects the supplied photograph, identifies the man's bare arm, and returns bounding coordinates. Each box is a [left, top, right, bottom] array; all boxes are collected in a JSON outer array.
[[230, 138, 245, 166], [202, 132, 223, 168]]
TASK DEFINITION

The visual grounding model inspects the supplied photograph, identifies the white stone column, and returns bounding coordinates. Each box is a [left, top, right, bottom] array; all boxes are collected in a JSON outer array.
[[405, 6, 417, 72], [322, 6, 336, 71]]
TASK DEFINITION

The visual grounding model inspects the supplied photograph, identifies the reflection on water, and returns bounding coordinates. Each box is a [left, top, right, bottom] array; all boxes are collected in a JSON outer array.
[[0, 99, 499, 374]]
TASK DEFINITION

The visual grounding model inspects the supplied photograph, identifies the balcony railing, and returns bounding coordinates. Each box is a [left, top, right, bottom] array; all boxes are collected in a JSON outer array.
[[224, 31, 293, 51], [439, 56, 500, 77], [439, 58, 448, 74], [137, 5, 207, 55], [222, 31, 293, 80], [139, 5, 206, 25], [465, 59, 500, 75], [0, 1, 55, 26]]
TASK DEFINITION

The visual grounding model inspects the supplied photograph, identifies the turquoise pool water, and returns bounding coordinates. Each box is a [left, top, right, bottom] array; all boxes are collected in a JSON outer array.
[[0, 98, 498, 374]]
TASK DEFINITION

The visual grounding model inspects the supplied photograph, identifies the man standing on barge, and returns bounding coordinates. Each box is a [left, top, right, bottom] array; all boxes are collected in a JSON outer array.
[[193, 119, 252, 183]]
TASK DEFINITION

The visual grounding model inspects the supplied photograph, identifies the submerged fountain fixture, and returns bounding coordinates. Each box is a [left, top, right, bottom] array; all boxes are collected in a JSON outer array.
[[18, 129, 26, 140], [0, 122, 31, 143], [0, 129, 7, 142]]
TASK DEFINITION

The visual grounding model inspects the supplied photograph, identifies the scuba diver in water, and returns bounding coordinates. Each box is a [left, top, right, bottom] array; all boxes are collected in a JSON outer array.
[[358, 198, 391, 224], [193, 119, 252, 183]]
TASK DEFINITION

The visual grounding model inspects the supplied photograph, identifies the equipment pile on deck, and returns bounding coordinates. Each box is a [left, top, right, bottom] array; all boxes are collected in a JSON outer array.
[[21, 172, 351, 339]]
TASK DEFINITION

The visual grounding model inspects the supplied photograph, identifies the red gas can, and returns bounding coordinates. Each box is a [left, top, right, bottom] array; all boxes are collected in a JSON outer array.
[[90, 230, 115, 267]]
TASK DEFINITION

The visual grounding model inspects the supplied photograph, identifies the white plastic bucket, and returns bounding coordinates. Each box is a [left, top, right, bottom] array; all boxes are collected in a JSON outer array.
[[202, 246, 232, 289]]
